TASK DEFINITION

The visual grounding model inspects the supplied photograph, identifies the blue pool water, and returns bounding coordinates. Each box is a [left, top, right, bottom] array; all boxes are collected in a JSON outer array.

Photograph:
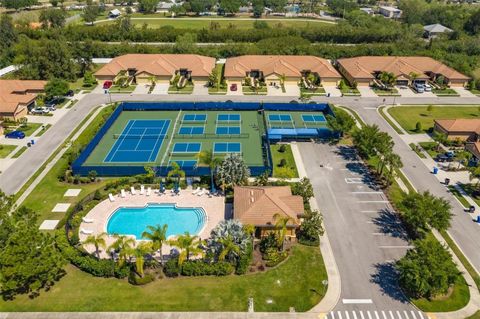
[[107, 203, 206, 239]]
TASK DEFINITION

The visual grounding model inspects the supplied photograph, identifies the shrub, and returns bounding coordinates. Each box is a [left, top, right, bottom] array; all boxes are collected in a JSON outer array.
[[278, 144, 287, 153], [279, 158, 287, 167], [163, 257, 180, 277], [181, 260, 234, 276], [415, 121, 422, 132], [128, 271, 155, 285], [263, 247, 287, 267], [259, 233, 278, 253], [235, 241, 253, 275]]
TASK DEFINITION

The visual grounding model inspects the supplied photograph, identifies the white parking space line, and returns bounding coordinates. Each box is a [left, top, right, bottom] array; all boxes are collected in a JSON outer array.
[[389, 311, 395, 319], [353, 311, 358, 319], [358, 200, 390, 203], [342, 299, 373, 304], [372, 233, 386, 236], [359, 311, 365, 319], [374, 311, 379, 319], [403, 311, 409, 319], [396, 311, 402, 319], [418, 312, 424, 319], [345, 178, 363, 184], [381, 311, 386, 319], [361, 210, 378, 213]]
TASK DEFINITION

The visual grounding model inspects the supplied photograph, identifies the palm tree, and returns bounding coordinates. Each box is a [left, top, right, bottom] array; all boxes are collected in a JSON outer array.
[[167, 161, 185, 187], [273, 213, 293, 250], [141, 224, 168, 262], [132, 241, 153, 277], [197, 149, 222, 192], [83, 232, 107, 259], [109, 235, 135, 266], [384, 152, 403, 184], [218, 235, 241, 262], [168, 232, 203, 266]]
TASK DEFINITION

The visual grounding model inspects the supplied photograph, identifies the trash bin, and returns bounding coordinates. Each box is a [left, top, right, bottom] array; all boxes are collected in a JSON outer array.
[[31, 139, 35, 145], [470, 206, 476, 213], [476, 215, 480, 223], [433, 167, 438, 174], [327, 93, 331, 97], [444, 178, 450, 185], [27, 142, 31, 147]]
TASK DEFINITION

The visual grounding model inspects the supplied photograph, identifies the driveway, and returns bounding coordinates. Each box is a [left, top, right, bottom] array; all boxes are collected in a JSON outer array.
[[357, 86, 377, 97], [151, 83, 169, 95], [132, 84, 150, 94], [455, 87, 477, 98], [298, 142, 419, 314], [395, 86, 417, 98], [227, 85, 243, 95], [323, 86, 342, 97], [193, 83, 209, 96], [284, 84, 300, 96]]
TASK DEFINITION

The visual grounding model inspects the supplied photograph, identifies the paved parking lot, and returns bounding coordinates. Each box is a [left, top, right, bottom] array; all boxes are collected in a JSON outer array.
[[298, 142, 418, 314]]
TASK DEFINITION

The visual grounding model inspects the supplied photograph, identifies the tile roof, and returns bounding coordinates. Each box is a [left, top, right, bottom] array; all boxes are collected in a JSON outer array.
[[224, 55, 341, 79], [0, 80, 46, 114], [337, 56, 469, 81], [233, 186, 304, 226], [435, 119, 480, 134], [95, 54, 216, 78]]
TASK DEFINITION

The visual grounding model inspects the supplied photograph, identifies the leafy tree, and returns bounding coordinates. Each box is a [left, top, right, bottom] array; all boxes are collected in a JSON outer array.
[[116, 15, 132, 36], [383, 151, 402, 183], [83, 71, 97, 87], [168, 232, 203, 266], [298, 209, 324, 243], [216, 153, 250, 190], [141, 224, 168, 262], [326, 108, 355, 136], [2, 0, 38, 10], [206, 219, 249, 261], [83, 232, 107, 258], [265, 0, 287, 12], [400, 191, 452, 236], [132, 241, 152, 277], [326, 0, 358, 17], [465, 9, 480, 35], [82, 5, 100, 25], [378, 71, 397, 88], [50, 0, 59, 6], [109, 235, 135, 266], [174, 32, 197, 53], [0, 15, 17, 53], [252, 0, 264, 18], [39, 8, 67, 28], [0, 207, 65, 299], [189, 0, 214, 14], [292, 177, 314, 204], [138, 0, 159, 13], [397, 237, 460, 299], [352, 124, 384, 159], [45, 78, 69, 99], [219, 0, 241, 15]]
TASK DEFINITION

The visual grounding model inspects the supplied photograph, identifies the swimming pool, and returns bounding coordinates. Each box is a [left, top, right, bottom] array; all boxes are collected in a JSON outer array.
[[106, 203, 206, 239]]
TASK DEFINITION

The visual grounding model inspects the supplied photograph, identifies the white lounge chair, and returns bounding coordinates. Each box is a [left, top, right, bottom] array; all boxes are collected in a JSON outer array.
[[82, 217, 94, 223], [121, 189, 126, 198], [197, 188, 205, 196], [81, 228, 93, 235], [146, 187, 151, 196], [140, 185, 145, 195], [192, 187, 201, 195], [108, 193, 115, 202], [131, 186, 136, 195]]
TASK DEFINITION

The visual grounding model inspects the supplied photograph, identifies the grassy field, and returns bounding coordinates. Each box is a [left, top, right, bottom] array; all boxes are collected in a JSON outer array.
[[418, 142, 440, 159], [0, 244, 326, 312], [270, 144, 299, 178], [18, 123, 42, 136], [0, 144, 17, 158], [387, 106, 480, 134], [412, 276, 470, 312], [378, 106, 404, 135]]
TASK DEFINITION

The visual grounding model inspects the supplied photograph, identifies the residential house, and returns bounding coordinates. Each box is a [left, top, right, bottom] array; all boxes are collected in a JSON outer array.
[[423, 24, 453, 39], [108, 9, 122, 19], [233, 186, 304, 238], [0, 80, 46, 121], [378, 6, 402, 19], [337, 56, 470, 87], [94, 54, 216, 85], [433, 119, 480, 141], [224, 55, 342, 88]]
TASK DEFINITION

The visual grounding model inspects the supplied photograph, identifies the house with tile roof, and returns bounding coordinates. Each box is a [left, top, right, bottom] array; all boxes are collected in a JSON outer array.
[[434, 119, 480, 141], [224, 55, 342, 88], [94, 54, 216, 85], [0, 80, 46, 121], [233, 186, 305, 238], [337, 56, 470, 88]]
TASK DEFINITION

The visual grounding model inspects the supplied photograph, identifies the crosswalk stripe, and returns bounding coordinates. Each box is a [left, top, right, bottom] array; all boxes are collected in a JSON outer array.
[[353, 311, 358, 319], [389, 310, 395, 319], [331, 311, 335, 319], [338, 311, 343, 319], [360, 310, 365, 319], [374, 311, 379, 319], [404, 311, 409, 319], [396, 311, 402, 319], [418, 312, 425, 319], [381, 311, 387, 319], [345, 311, 351, 319], [367, 311, 373, 319], [411, 311, 417, 319]]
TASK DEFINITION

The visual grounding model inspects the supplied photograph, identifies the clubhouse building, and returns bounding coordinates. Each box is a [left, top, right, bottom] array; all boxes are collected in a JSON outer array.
[[94, 54, 216, 85], [337, 56, 470, 87], [224, 55, 342, 87], [0, 80, 46, 121]]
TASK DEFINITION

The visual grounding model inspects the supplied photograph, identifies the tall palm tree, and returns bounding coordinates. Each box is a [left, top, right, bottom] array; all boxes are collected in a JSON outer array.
[[132, 241, 153, 277], [141, 224, 168, 262], [273, 213, 293, 250], [83, 232, 107, 259], [384, 152, 403, 184], [168, 232, 203, 266], [197, 149, 222, 192], [109, 235, 135, 266], [218, 235, 240, 262], [167, 161, 185, 187]]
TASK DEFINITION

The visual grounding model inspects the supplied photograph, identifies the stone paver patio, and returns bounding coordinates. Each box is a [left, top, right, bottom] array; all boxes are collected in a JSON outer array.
[[52, 203, 71, 212], [39, 219, 60, 230]]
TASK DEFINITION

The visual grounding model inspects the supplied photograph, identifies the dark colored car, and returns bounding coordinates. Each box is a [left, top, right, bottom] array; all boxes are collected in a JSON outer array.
[[65, 90, 74, 97], [103, 81, 113, 89], [230, 83, 237, 91], [436, 154, 454, 163], [5, 130, 25, 139]]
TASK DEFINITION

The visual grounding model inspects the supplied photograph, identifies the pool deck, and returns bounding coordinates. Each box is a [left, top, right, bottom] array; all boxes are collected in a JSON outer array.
[[79, 188, 227, 258]]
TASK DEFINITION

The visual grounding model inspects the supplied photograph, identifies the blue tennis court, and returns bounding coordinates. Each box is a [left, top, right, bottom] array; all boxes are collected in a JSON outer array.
[[169, 160, 197, 168], [268, 114, 292, 122], [217, 114, 241, 122], [216, 126, 241, 135], [104, 119, 170, 163], [302, 114, 326, 123], [214, 142, 241, 153], [178, 126, 205, 135], [183, 114, 207, 122], [172, 142, 202, 153]]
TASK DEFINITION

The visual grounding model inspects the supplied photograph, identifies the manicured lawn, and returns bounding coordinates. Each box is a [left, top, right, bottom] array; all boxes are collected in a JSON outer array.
[[11, 146, 27, 159], [270, 144, 299, 178], [208, 87, 227, 94], [208, 64, 227, 94], [388, 106, 480, 134], [18, 123, 42, 136], [471, 89, 480, 96], [109, 85, 136, 93], [242, 86, 267, 95], [340, 86, 360, 96], [432, 88, 459, 96], [300, 86, 326, 96], [467, 311, 480, 319], [0, 244, 326, 312], [447, 186, 469, 208], [378, 106, 404, 135], [459, 183, 480, 207], [418, 142, 440, 159], [36, 124, 52, 137], [0, 144, 17, 159], [372, 87, 400, 96], [168, 84, 194, 94], [412, 276, 469, 312]]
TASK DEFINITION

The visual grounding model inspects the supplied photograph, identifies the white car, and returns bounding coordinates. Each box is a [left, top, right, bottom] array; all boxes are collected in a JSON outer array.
[[413, 83, 425, 93], [423, 84, 432, 92]]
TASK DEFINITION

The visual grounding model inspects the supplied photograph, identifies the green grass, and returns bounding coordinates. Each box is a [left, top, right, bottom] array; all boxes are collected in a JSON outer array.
[[412, 275, 469, 312], [432, 88, 460, 96], [242, 86, 268, 95], [378, 106, 404, 135], [0, 144, 17, 158], [372, 87, 400, 96], [300, 86, 326, 96], [339, 86, 360, 96], [418, 142, 440, 158], [18, 123, 42, 136], [168, 84, 194, 94], [467, 311, 480, 319], [11, 146, 27, 159], [270, 144, 299, 178], [459, 183, 480, 207], [471, 89, 480, 96], [409, 143, 426, 159], [36, 124, 52, 137], [0, 244, 326, 312], [387, 105, 480, 134], [447, 186, 470, 208], [109, 85, 136, 93], [208, 64, 227, 95], [208, 87, 227, 95]]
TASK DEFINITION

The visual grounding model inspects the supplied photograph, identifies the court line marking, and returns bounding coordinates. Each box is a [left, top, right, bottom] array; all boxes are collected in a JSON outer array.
[[104, 119, 136, 162], [148, 120, 169, 162]]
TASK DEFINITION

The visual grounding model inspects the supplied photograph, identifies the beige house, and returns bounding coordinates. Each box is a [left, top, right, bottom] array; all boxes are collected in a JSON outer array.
[[233, 186, 304, 238], [337, 56, 470, 87], [0, 80, 46, 121], [224, 55, 342, 87], [94, 54, 216, 85], [434, 119, 480, 142]]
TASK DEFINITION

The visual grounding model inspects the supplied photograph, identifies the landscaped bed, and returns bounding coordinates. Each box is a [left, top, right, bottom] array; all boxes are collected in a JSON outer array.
[[300, 86, 326, 96], [168, 84, 194, 94], [432, 88, 459, 97], [242, 86, 267, 95], [270, 144, 299, 178], [418, 142, 440, 159], [109, 85, 136, 93], [387, 105, 480, 134], [372, 87, 400, 96]]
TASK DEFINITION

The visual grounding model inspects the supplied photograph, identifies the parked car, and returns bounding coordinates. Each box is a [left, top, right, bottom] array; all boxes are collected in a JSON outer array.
[[45, 98, 60, 109], [230, 83, 237, 91], [423, 83, 432, 92], [436, 153, 454, 163], [103, 80, 113, 89], [413, 83, 425, 93], [5, 130, 25, 139], [31, 107, 50, 115], [65, 90, 74, 97]]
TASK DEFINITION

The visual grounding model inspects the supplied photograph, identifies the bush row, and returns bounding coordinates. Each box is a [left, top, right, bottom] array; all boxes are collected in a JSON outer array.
[[163, 258, 234, 277]]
